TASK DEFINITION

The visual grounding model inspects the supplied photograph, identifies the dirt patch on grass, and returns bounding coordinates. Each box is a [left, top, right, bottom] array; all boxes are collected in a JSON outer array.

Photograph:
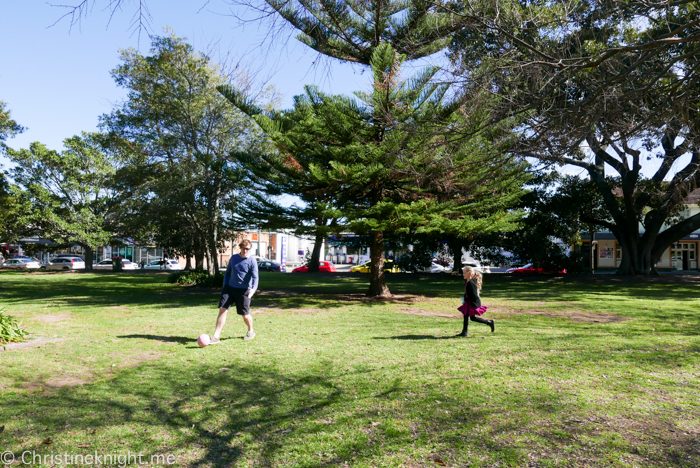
[[394, 305, 629, 323], [395, 308, 460, 319], [253, 306, 335, 315], [34, 313, 72, 323], [114, 351, 164, 369], [501, 307, 630, 323], [44, 376, 92, 388], [13, 351, 164, 393], [549, 413, 700, 466], [1, 336, 64, 351], [17, 372, 94, 392]]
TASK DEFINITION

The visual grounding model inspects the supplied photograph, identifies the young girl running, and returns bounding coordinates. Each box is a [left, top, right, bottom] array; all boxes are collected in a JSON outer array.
[[457, 266, 495, 337]]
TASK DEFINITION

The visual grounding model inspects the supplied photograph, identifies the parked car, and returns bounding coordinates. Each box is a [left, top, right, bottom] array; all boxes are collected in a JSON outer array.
[[257, 260, 286, 272], [350, 259, 400, 273], [94, 259, 139, 270], [292, 261, 337, 273], [40, 257, 86, 270], [143, 259, 183, 271], [506, 263, 567, 274], [462, 262, 491, 274], [94, 259, 114, 270], [411, 260, 449, 273], [1, 258, 41, 269]]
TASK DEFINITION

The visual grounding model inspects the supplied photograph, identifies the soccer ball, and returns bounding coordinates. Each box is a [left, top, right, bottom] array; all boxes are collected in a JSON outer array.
[[197, 334, 210, 347]]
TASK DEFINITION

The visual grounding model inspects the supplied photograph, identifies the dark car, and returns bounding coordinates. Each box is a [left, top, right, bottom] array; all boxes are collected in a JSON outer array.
[[257, 260, 286, 272]]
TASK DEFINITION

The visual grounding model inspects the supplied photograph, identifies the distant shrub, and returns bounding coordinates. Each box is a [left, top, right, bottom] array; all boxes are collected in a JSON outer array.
[[0, 309, 28, 345], [167, 270, 224, 287]]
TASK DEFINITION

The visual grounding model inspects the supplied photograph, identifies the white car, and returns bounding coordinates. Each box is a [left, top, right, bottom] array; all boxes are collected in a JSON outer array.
[[463, 262, 491, 274], [413, 260, 449, 273], [1, 258, 42, 269], [94, 259, 139, 270], [143, 259, 182, 271], [94, 259, 114, 270], [40, 257, 86, 270]]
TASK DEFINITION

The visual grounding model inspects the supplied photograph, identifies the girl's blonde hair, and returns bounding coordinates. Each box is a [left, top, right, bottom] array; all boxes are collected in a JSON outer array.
[[462, 266, 483, 291]]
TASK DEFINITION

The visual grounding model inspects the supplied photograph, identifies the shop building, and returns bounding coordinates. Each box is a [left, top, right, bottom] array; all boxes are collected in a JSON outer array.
[[579, 190, 700, 271]]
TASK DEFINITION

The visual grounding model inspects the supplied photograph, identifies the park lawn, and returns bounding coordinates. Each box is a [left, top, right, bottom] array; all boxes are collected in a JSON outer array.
[[0, 271, 698, 467]]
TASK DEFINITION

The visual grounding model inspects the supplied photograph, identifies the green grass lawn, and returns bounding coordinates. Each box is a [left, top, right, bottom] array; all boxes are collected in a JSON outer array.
[[0, 270, 698, 467]]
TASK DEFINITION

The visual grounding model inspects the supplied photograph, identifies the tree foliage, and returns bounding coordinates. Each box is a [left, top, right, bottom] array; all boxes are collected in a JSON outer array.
[[450, 0, 700, 275], [103, 32, 268, 273], [229, 0, 471, 65], [222, 43, 528, 295], [0, 101, 25, 248], [0, 101, 24, 147], [5, 134, 119, 267]]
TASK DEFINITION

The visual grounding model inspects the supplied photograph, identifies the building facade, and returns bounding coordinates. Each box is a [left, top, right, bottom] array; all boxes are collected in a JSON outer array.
[[579, 190, 700, 271]]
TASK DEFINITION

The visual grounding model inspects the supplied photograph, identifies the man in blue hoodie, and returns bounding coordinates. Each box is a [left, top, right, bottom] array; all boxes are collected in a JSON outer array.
[[210, 239, 259, 343]]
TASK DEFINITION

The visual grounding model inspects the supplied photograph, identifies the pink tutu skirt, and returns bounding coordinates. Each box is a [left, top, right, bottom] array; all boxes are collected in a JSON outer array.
[[457, 303, 488, 317]]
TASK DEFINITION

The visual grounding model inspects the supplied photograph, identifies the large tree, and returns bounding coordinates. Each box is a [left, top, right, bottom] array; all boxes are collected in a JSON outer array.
[[5, 134, 119, 267], [222, 43, 526, 295], [103, 32, 268, 274], [449, 0, 700, 275]]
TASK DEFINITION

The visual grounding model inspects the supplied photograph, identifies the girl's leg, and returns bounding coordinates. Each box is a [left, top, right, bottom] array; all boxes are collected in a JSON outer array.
[[456, 314, 469, 336], [470, 315, 495, 332]]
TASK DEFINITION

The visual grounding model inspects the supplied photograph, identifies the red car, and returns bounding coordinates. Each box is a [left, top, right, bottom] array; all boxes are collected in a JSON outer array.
[[506, 263, 567, 274], [291, 261, 337, 273]]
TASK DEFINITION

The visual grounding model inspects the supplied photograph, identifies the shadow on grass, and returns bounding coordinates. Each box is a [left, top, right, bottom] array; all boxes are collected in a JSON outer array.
[[117, 334, 193, 344], [3, 355, 697, 467], [2, 360, 431, 467], [373, 334, 457, 340]]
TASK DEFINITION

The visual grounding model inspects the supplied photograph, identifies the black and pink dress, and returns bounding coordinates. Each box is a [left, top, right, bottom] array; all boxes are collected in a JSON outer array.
[[459, 279, 488, 316]]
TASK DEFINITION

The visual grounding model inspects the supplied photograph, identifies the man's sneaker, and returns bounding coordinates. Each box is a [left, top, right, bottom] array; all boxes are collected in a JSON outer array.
[[209, 336, 221, 345], [244, 331, 256, 340]]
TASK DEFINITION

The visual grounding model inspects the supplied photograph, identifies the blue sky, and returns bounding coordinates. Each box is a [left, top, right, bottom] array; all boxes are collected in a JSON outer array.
[[0, 0, 373, 161], [1, 1, 680, 180]]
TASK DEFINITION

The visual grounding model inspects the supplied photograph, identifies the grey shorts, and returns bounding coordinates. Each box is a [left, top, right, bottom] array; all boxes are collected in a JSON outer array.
[[219, 286, 251, 315]]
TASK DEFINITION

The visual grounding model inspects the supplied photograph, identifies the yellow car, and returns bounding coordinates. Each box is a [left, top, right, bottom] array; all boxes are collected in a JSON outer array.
[[350, 260, 400, 273]]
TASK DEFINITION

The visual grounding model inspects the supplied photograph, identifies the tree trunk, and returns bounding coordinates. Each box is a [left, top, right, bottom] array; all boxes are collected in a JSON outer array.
[[449, 238, 467, 274], [185, 254, 192, 270], [207, 174, 222, 275], [207, 213, 220, 275], [368, 231, 391, 297], [194, 247, 205, 270], [308, 230, 324, 273], [615, 234, 658, 275], [83, 245, 94, 270], [207, 231, 219, 275]]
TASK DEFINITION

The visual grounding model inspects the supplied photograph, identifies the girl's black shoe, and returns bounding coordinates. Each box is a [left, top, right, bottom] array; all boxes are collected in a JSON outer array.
[[489, 320, 495, 333]]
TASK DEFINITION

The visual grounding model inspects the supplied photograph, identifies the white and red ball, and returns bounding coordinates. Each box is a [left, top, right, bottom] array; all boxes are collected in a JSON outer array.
[[197, 334, 210, 347]]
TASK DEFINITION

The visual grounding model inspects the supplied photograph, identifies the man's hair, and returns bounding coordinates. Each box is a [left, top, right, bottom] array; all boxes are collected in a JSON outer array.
[[239, 239, 252, 249]]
